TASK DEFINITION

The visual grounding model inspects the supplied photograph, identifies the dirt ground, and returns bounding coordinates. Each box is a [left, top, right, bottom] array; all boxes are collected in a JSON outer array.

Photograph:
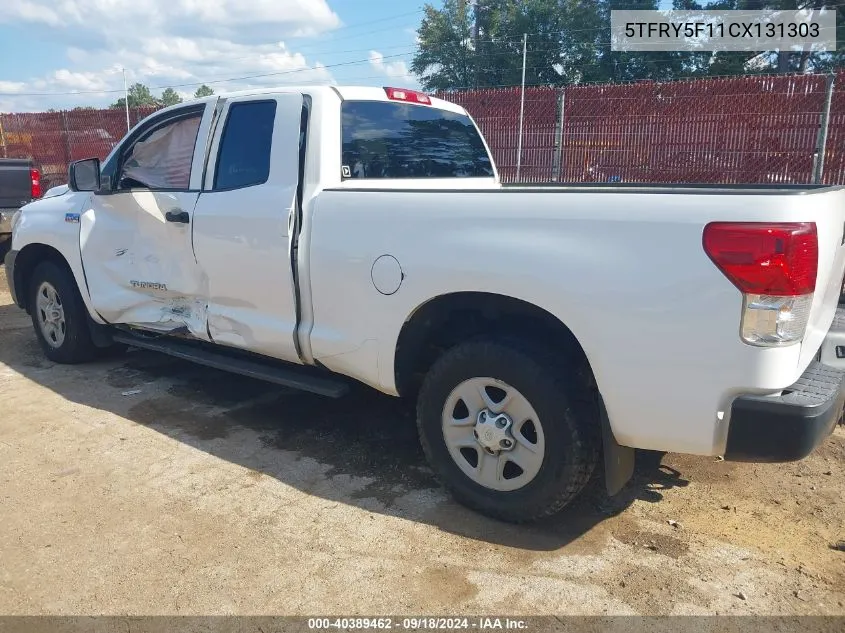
[[0, 269, 843, 617]]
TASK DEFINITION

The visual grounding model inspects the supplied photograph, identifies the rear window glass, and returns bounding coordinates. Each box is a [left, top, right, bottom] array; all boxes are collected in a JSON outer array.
[[341, 101, 494, 179]]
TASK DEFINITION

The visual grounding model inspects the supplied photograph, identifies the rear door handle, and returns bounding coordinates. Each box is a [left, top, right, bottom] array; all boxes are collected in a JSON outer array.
[[165, 209, 190, 224]]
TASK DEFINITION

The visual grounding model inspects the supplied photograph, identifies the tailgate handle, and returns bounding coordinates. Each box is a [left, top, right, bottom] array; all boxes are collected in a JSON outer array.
[[165, 209, 190, 224]]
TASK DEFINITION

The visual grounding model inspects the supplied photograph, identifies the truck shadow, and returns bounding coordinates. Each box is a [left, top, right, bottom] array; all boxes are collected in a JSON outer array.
[[0, 312, 689, 551]]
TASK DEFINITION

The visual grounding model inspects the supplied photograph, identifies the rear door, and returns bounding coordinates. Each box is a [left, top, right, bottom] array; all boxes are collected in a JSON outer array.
[[79, 102, 216, 336], [192, 93, 305, 362]]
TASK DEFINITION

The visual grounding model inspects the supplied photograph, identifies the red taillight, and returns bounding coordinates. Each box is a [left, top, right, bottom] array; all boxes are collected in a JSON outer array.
[[703, 222, 818, 296], [384, 86, 431, 105], [30, 168, 42, 199]]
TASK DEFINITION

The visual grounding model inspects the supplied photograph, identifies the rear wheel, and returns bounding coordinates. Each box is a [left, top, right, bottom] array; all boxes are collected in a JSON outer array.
[[28, 261, 98, 364], [417, 339, 600, 523]]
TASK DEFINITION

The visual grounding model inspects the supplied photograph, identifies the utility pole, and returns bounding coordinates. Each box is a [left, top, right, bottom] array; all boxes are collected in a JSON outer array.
[[516, 33, 527, 181], [471, 0, 479, 51], [122, 67, 130, 133], [813, 73, 835, 184], [472, 0, 479, 88]]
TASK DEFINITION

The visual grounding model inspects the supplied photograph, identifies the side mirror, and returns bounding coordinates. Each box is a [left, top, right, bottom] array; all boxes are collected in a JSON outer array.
[[68, 158, 101, 192]]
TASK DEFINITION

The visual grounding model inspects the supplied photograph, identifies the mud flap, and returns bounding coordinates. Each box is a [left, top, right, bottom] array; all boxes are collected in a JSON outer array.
[[86, 317, 116, 348], [600, 396, 635, 496]]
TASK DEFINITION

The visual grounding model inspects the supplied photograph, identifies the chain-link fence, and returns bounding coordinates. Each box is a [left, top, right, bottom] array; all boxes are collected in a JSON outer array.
[[2, 73, 845, 187], [822, 71, 845, 185], [438, 71, 845, 185], [441, 86, 560, 183], [558, 74, 831, 185], [0, 107, 158, 191]]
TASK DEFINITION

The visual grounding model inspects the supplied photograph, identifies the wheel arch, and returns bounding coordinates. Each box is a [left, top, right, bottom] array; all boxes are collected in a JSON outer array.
[[394, 291, 594, 398], [12, 243, 76, 313], [394, 290, 635, 497]]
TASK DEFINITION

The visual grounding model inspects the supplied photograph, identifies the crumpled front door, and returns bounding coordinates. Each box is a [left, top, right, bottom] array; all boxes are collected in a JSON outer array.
[[79, 188, 209, 338]]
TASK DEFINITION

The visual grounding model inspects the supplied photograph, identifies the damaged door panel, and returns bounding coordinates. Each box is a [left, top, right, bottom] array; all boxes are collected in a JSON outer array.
[[192, 94, 305, 363], [80, 190, 208, 336], [79, 102, 216, 338]]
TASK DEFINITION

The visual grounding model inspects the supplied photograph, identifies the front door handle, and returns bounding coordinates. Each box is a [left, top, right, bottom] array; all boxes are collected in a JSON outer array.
[[165, 209, 190, 224]]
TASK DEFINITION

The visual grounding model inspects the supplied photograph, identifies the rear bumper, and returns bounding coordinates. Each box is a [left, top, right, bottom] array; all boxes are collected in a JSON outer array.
[[725, 355, 845, 463]]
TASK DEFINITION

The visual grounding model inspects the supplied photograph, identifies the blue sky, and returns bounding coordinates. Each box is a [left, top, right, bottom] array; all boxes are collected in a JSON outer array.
[[0, 0, 425, 111], [0, 0, 683, 112]]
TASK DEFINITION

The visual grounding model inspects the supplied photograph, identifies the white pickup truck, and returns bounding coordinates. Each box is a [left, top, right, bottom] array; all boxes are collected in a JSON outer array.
[[5, 86, 845, 522]]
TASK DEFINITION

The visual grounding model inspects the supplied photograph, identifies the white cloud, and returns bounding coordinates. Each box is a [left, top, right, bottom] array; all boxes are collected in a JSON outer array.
[[368, 50, 417, 87], [50, 70, 112, 91], [3, 0, 61, 26], [0, 81, 27, 94], [0, 0, 342, 111], [0, 0, 341, 40]]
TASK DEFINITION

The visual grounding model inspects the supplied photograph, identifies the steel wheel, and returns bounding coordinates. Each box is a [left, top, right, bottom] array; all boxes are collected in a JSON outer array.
[[441, 376, 546, 492], [35, 280, 66, 349]]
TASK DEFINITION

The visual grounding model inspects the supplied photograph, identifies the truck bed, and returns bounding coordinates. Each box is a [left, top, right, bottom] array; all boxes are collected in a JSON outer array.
[[312, 181, 845, 457], [334, 183, 844, 195], [503, 183, 844, 194]]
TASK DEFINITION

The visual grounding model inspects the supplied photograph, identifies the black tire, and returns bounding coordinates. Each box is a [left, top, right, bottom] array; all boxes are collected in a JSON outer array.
[[417, 338, 600, 523], [28, 260, 97, 364]]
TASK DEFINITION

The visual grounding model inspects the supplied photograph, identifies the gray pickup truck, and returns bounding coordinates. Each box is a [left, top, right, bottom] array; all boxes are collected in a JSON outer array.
[[1, 158, 41, 247]]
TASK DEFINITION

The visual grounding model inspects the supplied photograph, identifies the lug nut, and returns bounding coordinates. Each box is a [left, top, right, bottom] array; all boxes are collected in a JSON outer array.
[[500, 439, 513, 449], [496, 418, 507, 429]]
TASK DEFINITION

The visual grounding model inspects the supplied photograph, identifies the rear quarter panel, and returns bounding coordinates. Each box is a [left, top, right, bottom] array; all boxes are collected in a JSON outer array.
[[306, 186, 845, 457], [797, 189, 845, 368]]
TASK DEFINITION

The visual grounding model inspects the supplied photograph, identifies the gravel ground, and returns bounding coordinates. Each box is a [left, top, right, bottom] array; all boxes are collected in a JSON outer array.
[[0, 270, 843, 617]]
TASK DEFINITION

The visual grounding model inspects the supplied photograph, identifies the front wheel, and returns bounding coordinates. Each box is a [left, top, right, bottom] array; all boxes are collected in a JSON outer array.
[[417, 339, 600, 523], [28, 261, 98, 364]]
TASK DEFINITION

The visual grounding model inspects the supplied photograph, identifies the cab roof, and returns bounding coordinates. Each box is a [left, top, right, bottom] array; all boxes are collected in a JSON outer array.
[[184, 85, 466, 115]]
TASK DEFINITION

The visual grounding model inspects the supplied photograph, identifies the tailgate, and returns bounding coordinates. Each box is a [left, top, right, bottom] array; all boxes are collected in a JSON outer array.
[[799, 187, 845, 369], [0, 159, 32, 208]]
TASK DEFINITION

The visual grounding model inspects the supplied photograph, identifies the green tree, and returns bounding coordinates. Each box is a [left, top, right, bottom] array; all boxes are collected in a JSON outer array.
[[412, 0, 595, 90], [412, 0, 476, 90], [675, 0, 844, 75], [160, 87, 182, 106], [412, 0, 843, 91], [412, 1, 693, 90], [110, 82, 160, 109], [571, 0, 696, 84], [475, 0, 575, 87], [194, 84, 214, 98]]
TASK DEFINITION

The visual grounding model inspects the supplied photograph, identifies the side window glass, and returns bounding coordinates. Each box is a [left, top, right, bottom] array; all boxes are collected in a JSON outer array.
[[214, 101, 276, 190], [119, 115, 201, 190]]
